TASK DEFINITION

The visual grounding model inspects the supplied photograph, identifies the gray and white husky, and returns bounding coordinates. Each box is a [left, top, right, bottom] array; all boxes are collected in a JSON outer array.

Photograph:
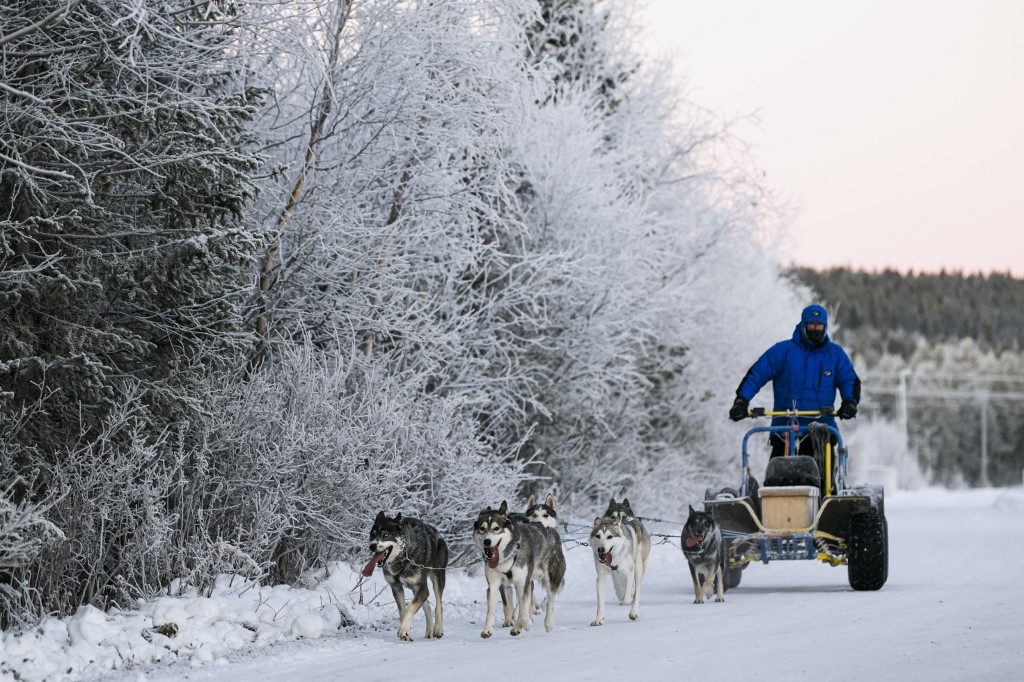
[[526, 493, 559, 529], [681, 504, 724, 604], [590, 509, 651, 625], [362, 511, 448, 641], [474, 501, 565, 638], [500, 494, 561, 620]]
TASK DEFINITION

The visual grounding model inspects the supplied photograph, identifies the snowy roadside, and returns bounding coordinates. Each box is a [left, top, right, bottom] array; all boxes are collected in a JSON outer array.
[[1, 560, 407, 682], [3, 487, 1023, 682]]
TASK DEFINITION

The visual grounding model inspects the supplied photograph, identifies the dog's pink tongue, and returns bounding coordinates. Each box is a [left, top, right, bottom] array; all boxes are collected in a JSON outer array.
[[487, 547, 500, 569], [602, 551, 613, 566], [684, 536, 701, 548], [362, 552, 386, 577]]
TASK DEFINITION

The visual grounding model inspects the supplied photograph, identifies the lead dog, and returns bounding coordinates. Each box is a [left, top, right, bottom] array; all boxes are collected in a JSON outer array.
[[474, 501, 565, 638], [589, 511, 651, 625], [681, 504, 724, 604], [362, 511, 448, 641]]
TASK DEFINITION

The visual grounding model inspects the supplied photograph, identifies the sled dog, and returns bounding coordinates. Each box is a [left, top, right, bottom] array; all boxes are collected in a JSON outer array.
[[681, 504, 725, 604], [598, 497, 651, 604], [474, 501, 565, 638], [500, 494, 561, 620], [516, 494, 560, 616], [589, 512, 651, 625], [603, 496, 636, 524], [526, 493, 559, 529], [362, 511, 448, 640]]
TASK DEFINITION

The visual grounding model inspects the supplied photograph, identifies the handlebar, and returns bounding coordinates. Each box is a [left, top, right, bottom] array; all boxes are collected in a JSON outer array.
[[747, 406, 834, 419]]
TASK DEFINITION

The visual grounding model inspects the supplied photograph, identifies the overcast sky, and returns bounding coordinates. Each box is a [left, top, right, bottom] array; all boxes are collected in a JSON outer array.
[[638, 0, 1024, 276]]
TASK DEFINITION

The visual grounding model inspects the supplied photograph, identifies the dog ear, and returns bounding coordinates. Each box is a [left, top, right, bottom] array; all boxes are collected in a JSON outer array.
[[527, 494, 536, 507], [395, 512, 402, 522], [688, 504, 696, 515], [594, 517, 603, 526], [546, 494, 555, 510], [622, 497, 631, 509], [498, 500, 508, 514], [374, 510, 385, 523]]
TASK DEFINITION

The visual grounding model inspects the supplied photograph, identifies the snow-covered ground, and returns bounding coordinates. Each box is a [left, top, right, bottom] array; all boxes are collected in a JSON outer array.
[[3, 487, 1022, 682]]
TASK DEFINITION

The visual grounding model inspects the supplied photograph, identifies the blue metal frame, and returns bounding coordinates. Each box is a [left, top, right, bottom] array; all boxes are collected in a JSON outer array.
[[740, 424, 847, 496]]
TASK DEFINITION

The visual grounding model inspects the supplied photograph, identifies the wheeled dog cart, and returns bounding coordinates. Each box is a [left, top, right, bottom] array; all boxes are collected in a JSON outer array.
[[705, 408, 888, 591]]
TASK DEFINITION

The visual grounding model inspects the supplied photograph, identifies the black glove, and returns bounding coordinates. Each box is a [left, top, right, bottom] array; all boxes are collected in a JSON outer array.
[[729, 397, 749, 422], [837, 399, 858, 420]]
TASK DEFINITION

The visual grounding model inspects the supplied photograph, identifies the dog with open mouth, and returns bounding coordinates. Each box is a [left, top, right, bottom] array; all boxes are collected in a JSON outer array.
[[681, 504, 725, 604], [362, 511, 448, 641], [474, 501, 564, 638], [589, 508, 651, 626]]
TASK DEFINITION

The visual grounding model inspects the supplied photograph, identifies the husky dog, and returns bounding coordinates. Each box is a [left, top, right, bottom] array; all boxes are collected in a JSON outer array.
[[362, 511, 448, 641], [598, 497, 650, 605], [500, 494, 560, 621], [474, 501, 565, 638], [681, 504, 724, 604], [519, 494, 560, 615], [603, 496, 636, 524], [589, 513, 651, 625], [526, 493, 559, 529]]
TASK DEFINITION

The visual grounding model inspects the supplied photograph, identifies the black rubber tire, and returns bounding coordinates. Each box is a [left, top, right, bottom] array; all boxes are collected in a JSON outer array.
[[848, 510, 888, 591], [882, 515, 889, 584]]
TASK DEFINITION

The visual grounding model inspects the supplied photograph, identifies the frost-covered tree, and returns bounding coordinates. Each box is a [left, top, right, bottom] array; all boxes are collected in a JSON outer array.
[[525, 0, 636, 113], [0, 0, 263, 444], [224, 0, 547, 578], [0, 0, 265, 622], [502, 2, 806, 511]]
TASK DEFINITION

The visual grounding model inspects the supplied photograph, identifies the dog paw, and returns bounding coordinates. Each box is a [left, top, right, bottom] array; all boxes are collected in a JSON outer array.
[[715, 597, 724, 603], [480, 630, 492, 639], [693, 598, 703, 605], [510, 627, 522, 637], [590, 619, 603, 626], [432, 629, 444, 639], [629, 611, 638, 621], [398, 629, 413, 641]]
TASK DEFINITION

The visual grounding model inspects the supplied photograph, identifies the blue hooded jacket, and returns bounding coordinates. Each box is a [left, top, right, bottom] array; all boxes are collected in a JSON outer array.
[[736, 304, 860, 429]]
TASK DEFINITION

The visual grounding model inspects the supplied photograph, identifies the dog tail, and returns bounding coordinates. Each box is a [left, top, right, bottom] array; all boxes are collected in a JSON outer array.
[[549, 542, 566, 595]]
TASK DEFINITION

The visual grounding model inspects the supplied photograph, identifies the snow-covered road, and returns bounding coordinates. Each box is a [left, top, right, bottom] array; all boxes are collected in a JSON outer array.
[[126, 488, 1024, 682]]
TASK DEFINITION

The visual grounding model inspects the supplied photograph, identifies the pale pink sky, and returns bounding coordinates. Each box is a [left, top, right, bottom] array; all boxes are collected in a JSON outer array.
[[639, 0, 1024, 276]]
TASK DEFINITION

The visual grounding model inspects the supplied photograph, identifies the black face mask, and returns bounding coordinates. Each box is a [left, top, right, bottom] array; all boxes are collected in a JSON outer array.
[[806, 325, 825, 344]]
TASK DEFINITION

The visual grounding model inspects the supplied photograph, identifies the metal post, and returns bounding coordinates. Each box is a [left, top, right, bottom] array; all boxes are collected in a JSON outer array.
[[898, 369, 911, 486], [979, 391, 990, 487]]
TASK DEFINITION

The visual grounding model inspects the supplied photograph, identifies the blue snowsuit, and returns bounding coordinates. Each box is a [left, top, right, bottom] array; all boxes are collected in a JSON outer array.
[[736, 305, 860, 430]]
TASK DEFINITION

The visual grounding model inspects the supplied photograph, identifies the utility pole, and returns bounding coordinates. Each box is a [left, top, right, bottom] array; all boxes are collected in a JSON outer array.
[[978, 390, 990, 487], [898, 368, 911, 487]]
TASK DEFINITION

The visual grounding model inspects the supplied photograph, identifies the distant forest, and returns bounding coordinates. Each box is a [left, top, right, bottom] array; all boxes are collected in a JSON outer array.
[[789, 267, 1024, 356]]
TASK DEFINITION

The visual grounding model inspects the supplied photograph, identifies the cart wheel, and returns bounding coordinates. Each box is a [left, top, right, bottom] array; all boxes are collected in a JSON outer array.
[[882, 515, 889, 584], [848, 510, 888, 591]]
